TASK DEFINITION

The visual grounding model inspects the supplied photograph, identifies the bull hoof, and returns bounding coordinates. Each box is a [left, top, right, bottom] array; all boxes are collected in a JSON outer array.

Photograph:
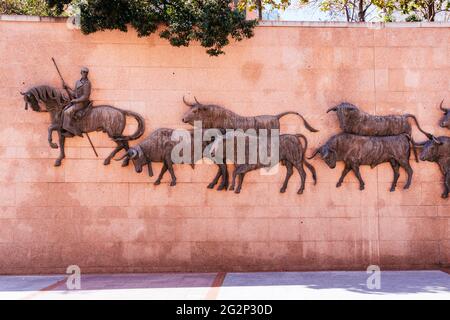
[[280, 188, 286, 193], [442, 193, 449, 199], [207, 183, 215, 189], [154, 180, 161, 186], [170, 181, 176, 187], [228, 185, 234, 191], [103, 158, 111, 166], [403, 185, 411, 190], [336, 182, 342, 188], [217, 185, 226, 191], [50, 142, 58, 149], [54, 159, 62, 167], [121, 160, 130, 167], [390, 187, 396, 192], [359, 185, 365, 191], [234, 189, 241, 194], [297, 189, 304, 194]]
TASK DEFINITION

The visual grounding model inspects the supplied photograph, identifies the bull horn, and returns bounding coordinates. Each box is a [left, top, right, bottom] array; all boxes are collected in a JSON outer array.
[[194, 96, 200, 104], [307, 149, 320, 160], [413, 140, 428, 147], [20, 91, 25, 95], [432, 136, 443, 145], [128, 148, 138, 159], [326, 106, 338, 113], [439, 99, 447, 112], [182, 96, 195, 107], [115, 152, 129, 161]]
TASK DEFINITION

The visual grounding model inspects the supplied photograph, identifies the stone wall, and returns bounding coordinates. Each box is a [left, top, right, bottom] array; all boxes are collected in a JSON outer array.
[[0, 17, 449, 274]]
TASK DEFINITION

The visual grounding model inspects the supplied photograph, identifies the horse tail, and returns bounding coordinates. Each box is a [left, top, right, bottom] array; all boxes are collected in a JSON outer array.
[[116, 110, 145, 141]]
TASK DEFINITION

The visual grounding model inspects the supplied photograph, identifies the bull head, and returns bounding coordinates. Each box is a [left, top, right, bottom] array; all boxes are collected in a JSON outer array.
[[418, 136, 443, 162], [182, 97, 208, 125], [308, 145, 337, 169], [439, 100, 450, 129], [115, 146, 152, 174]]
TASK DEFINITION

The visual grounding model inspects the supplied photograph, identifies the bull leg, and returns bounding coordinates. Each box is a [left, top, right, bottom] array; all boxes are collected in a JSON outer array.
[[104, 141, 124, 165], [400, 161, 413, 189], [235, 173, 246, 194], [229, 168, 238, 191], [442, 172, 449, 199], [295, 162, 307, 194], [208, 165, 223, 189], [154, 162, 167, 186], [217, 164, 229, 191], [166, 160, 177, 186], [336, 164, 351, 188], [54, 131, 66, 167], [48, 124, 59, 149], [389, 160, 400, 192], [351, 164, 365, 190], [280, 161, 293, 193]]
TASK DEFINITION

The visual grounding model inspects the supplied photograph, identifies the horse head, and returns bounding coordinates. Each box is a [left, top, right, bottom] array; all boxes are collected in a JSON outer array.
[[20, 85, 69, 113]]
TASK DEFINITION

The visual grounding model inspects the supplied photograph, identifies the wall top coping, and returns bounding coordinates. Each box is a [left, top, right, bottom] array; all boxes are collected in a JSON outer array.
[[1, 14, 450, 28]]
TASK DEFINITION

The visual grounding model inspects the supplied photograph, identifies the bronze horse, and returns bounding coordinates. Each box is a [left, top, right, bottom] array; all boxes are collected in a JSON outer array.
[[21, 85, 145, 167]]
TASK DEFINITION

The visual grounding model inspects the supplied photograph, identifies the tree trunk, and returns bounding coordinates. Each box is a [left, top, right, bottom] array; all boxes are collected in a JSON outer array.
[[428, 2, 435, 21], [257, 0, 263, 20], [358, 0, 365, 22]]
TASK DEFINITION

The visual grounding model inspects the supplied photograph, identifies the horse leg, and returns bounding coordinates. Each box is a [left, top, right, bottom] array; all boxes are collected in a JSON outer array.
[[54, 131, 66, 167], [48, 124, 59, 149], [121, 141, 130, 167], [104, 140, 125, 165]]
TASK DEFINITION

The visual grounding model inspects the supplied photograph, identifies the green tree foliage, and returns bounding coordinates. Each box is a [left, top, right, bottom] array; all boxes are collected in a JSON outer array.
[[236, 0, 291, 19], [44, 0, 257, 56], [0, 0, 63, 16], [372, 0, 450, 21]]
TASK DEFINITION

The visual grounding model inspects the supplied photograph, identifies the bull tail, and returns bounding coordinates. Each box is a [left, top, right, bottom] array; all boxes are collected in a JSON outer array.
[[404, 134, 419, 163], [406, 114, 432, 139], [295, 134, 317, 185], [276, 112, 319, 132], [409, 136, 419, 163], [115, 110, 145, 141]]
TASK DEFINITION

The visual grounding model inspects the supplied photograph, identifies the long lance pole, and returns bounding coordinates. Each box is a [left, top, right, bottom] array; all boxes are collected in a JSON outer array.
[[51, 57, 98, 157]]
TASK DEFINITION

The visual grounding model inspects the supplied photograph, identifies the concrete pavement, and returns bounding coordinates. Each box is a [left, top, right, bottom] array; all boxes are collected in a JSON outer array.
[[0, 271, 448, 300]]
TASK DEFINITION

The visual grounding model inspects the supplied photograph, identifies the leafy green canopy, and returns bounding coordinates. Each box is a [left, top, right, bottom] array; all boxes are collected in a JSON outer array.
[[46, 0, 257, 56], [1, 0, 63, 16]]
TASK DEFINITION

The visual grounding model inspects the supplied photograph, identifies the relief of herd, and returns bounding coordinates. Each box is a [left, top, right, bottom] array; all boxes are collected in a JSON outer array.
[[21, 85, 450, 199]]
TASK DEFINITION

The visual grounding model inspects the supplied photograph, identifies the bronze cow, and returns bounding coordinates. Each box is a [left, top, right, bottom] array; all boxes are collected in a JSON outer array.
[[416, 136, 450, 199], [327, 102, 432, 139], [309, 133, 418, 192]]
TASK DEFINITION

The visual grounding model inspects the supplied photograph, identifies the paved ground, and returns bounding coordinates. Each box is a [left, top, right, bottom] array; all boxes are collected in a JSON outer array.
[[0, 271, 449, 300]]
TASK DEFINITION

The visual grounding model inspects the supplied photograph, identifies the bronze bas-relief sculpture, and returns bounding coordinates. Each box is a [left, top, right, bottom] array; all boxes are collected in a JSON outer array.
[[416, 136, 450, 199], [182, 97, 319, 190], [116, 128, 222, 188], [327, 102, 432, 139], [213, 133, 317, 194], [21, 84, 145, 166], [182, 97, 318, 133], [309, 133, 417, 192], [439, 100, 450, 129]]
